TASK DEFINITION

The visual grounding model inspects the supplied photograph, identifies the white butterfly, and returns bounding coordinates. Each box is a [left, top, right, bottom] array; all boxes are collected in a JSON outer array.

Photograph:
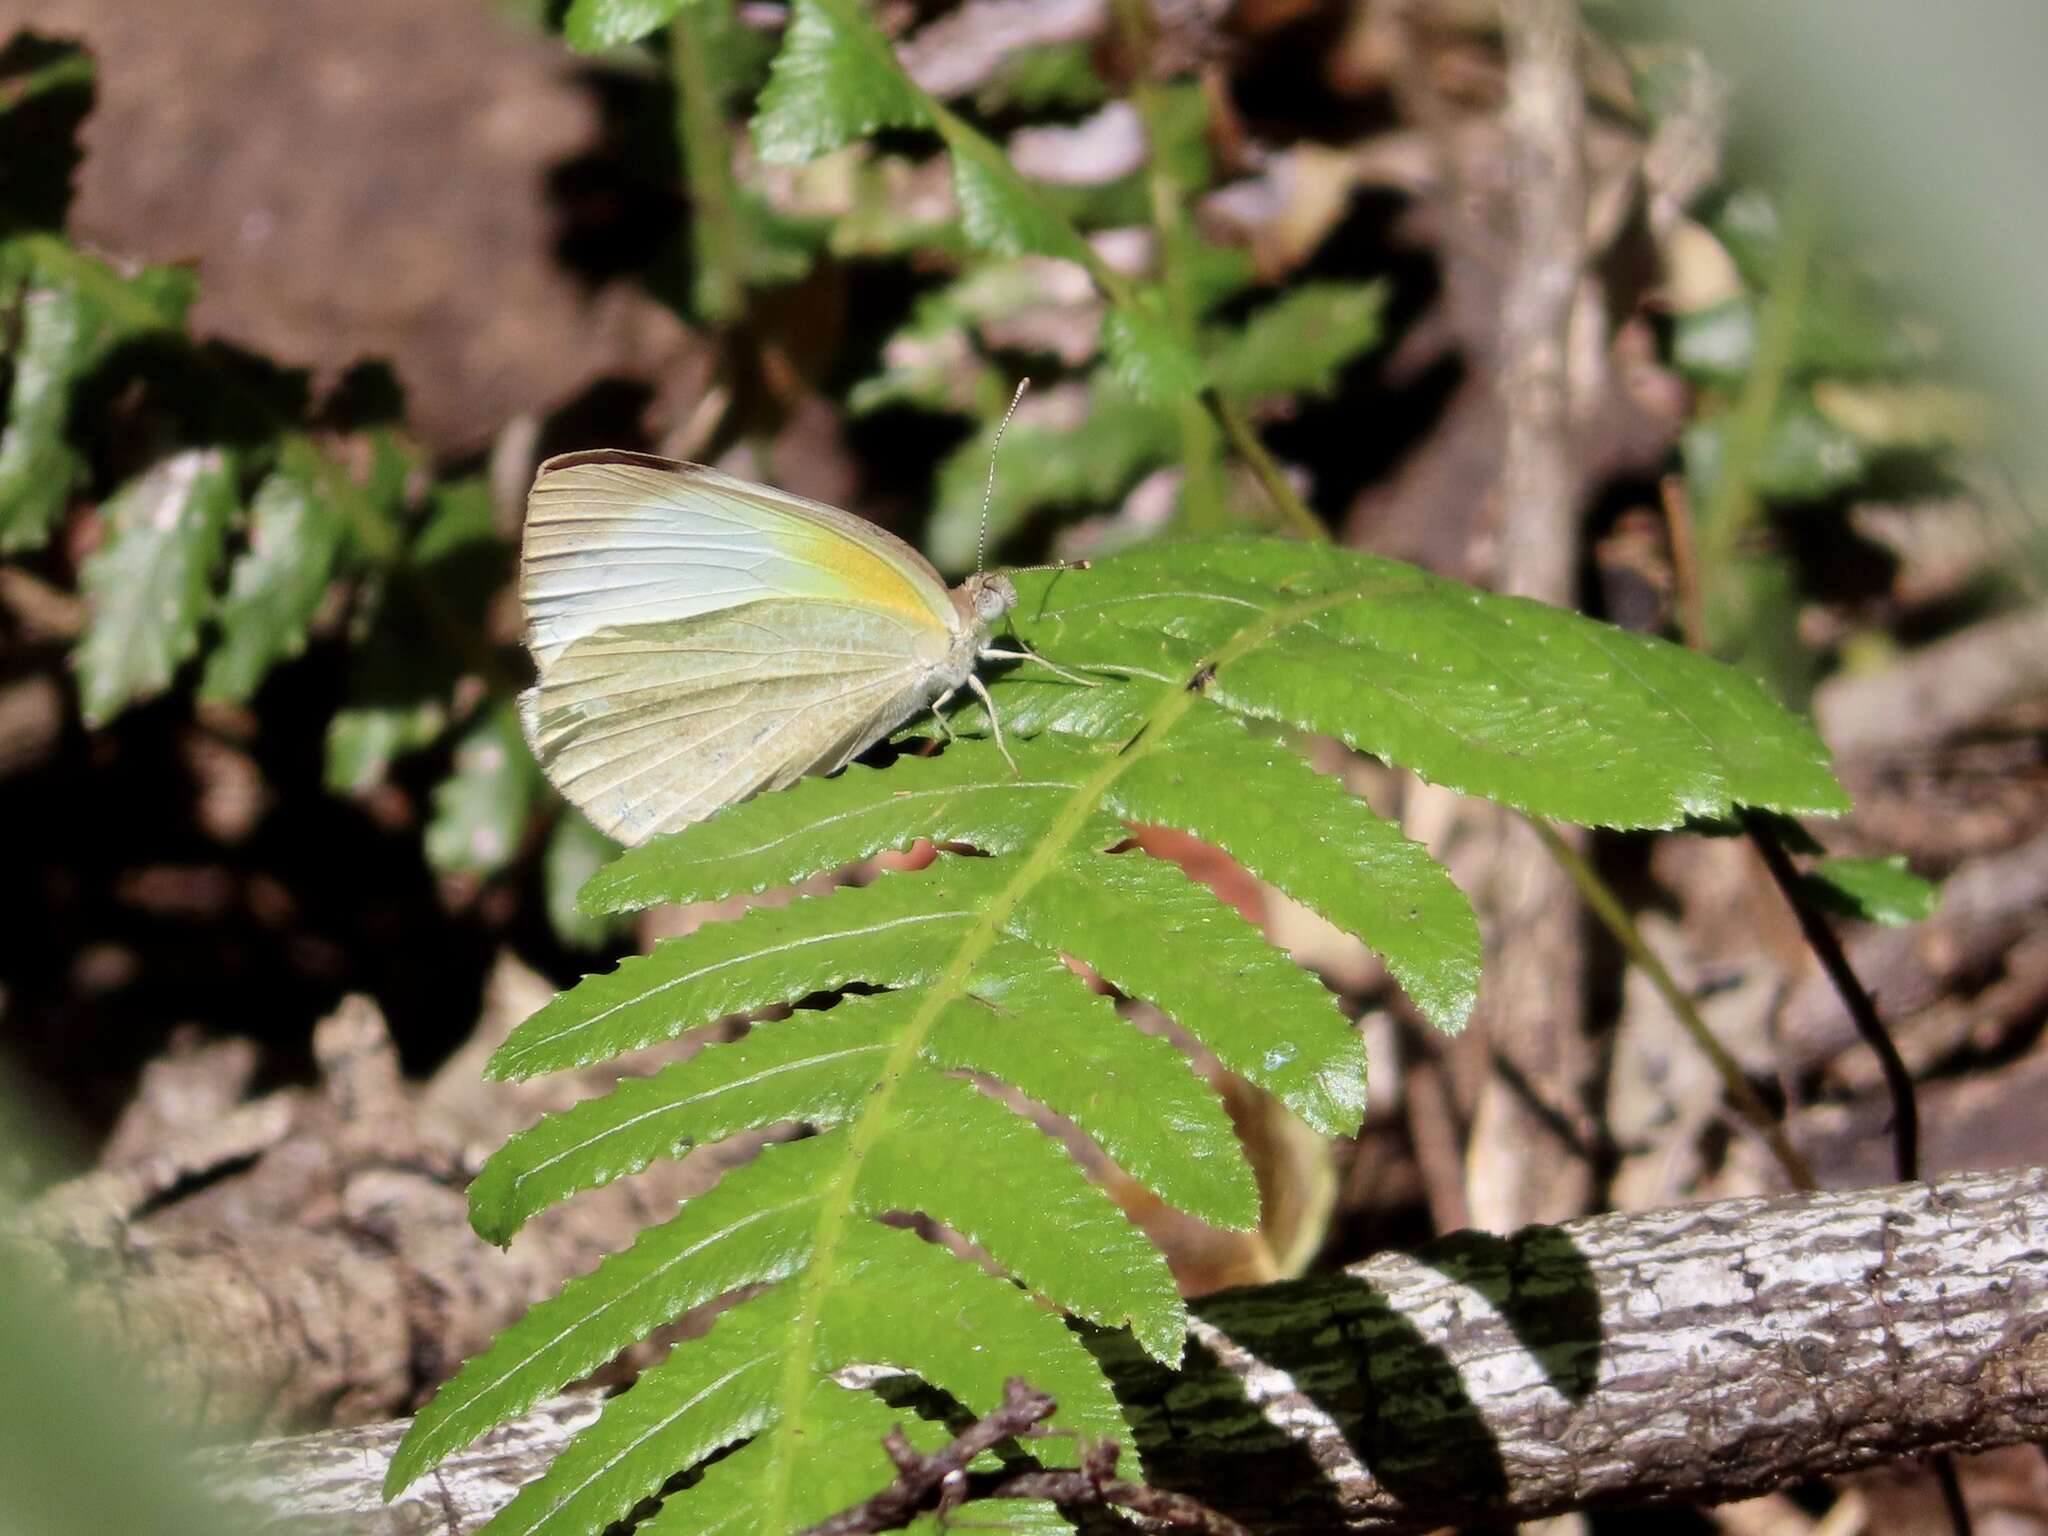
[[518, 450, 1082, 845]]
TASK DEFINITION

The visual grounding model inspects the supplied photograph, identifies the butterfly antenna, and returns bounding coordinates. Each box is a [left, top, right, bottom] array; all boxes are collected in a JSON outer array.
[[978, 377, 1030, 575]]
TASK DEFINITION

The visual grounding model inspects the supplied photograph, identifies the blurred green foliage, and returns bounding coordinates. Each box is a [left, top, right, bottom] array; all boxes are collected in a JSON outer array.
[[0, 1079, 252, 1536], [0, 2, 1397, 951], [0, 33, 623, 947]]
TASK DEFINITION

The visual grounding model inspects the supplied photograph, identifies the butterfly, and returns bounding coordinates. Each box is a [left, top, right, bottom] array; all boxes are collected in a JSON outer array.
[[516, 447, 1088, 846]]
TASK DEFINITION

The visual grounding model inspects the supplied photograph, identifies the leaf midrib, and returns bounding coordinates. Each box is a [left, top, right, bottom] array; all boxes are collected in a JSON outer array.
[[497, 1040, 891, 1217], [405, 1191, 819, 1491], [753, 577, 1353, 1530]]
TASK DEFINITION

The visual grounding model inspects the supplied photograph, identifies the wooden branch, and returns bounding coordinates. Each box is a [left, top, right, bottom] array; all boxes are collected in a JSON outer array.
[[3, 974, 770, 1433], [207, 1168, 2048, 1534], [1814, 606, 2048, 760], [1495, 0, 1589, 606]]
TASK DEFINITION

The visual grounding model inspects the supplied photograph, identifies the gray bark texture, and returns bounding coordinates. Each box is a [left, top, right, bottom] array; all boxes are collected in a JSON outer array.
[[210, 1166, 2048, 1534]]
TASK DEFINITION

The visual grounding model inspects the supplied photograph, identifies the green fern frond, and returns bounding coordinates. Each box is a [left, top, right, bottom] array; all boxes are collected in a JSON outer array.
[[388, 537, 1845, 1532], [751, 0, 931, 163]]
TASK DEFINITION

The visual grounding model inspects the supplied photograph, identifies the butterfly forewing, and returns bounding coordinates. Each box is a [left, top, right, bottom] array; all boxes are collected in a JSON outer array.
[[518, 452, 972, 844], [522, 454, 954, 665]]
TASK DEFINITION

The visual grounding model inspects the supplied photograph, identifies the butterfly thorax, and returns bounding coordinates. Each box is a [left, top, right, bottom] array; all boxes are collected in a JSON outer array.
[[930, 571, 1014, 701]]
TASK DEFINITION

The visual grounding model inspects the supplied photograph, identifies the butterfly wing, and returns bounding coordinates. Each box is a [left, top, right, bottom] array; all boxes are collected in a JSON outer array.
[[522, 451, 957, 664], [519, 452, 962, 843]]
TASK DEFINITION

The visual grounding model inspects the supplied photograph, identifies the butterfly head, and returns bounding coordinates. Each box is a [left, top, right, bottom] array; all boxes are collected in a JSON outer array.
[[963, 571, 1017, 626]]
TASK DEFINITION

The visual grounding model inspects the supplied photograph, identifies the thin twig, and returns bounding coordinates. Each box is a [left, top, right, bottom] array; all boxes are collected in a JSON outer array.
[[1530, 818, 1816, 1190], [1693, 188, 1817, 601], [1206, 389, 1328, 541], [794, 1378, 1248, 1536], [1743, 815, 1918, 1183], [1496, 0, 1590, 604], [986, 1445, 1250, 1534], [1658, 472, 1707, 651], [795, 1378, 1057, 1536], [670, 8, 749, 325], [1935, 1457, 1977, 1536]]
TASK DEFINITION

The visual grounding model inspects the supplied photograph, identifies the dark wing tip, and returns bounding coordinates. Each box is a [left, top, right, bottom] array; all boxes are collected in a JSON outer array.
[[535, 448, 710, 479]]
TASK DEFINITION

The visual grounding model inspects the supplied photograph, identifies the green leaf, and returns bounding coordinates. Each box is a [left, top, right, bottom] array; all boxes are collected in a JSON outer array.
[[0, 237, 193, 552], [1009, 847, 1364, 1133], [999, 538, 1850, 827], [0, 274, 92, 551], [1108, 702, 1478, 1030], [323, 643, 451, 792], [974, 41, 1110, 115], [1669, 297, 1759, 382], [469, 1225, 1124, 1535], [1703, 550, 1818, 710], [543, 812, 627, 950], [944, 127, 1098, 264], [489, 861, 1001, 1081], [583, 735, 1102, 913], [749, 0, 1102, 272], [1801, 854, 1940, 927], [561, 0, 683, 51], [410, 475, 500, 569], [474, 957, 1250, 1241], [919, 942, 1257, 1229], [411, 536, 1850, 1528], [73, 449, 237, 726], [1212, 281, 1386, 403], [751, 0, 931, 163], [1684, 399, 1868, 508], [324, 479, 502, 792], [1102, 294, 1206, 404], [390, 1138, 835, 1495], [1671, 287, 1926, 386], [842, 1063, 1186, 1358], [425, 703, 544, 877], [199, 449, 346, 704]]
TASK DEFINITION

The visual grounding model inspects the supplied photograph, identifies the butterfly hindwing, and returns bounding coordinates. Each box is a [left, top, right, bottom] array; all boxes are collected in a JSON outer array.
[[523, 578, 959, 846]]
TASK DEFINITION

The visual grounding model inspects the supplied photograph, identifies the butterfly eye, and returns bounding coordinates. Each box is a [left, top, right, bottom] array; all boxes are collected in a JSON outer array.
[[973, 576, 1016, 623]]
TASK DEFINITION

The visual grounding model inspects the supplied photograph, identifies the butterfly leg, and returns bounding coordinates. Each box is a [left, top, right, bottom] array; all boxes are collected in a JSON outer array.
[[978, 645, 1103, 688], [925, 685, 960, 746], [964, 672, 1019, 775]]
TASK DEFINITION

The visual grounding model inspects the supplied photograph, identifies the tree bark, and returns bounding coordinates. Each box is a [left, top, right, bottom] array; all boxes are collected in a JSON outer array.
[[4, 974, 768, 1433], [208, 1166, 2048, 1534]]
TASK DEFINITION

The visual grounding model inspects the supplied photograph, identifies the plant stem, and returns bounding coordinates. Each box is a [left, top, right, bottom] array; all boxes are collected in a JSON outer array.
[[1750, 799, 1961, 1535], [1207, 389, 1327, 542], [919, 45, 1324, 540], [1694, 189, 1817, 621], [1530, 818, 1816, 1190], [1657, 472, 1707, 651], [1743, 814, 1918, 1182], [1111, 0, 1227, 532], [670, 2, 748, 325]]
